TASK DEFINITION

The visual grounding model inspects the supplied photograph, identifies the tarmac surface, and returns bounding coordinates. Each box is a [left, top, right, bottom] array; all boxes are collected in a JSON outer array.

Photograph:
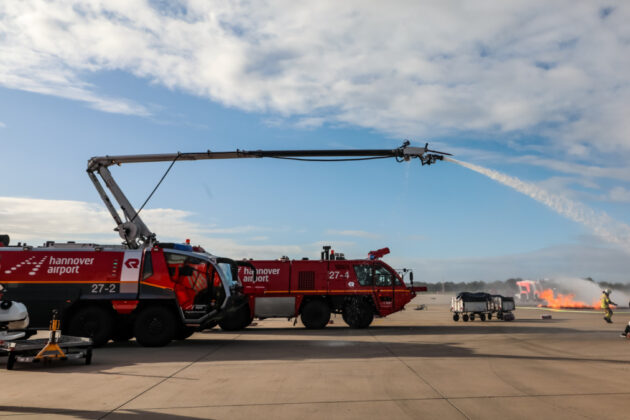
[[1, 294, 630, 420]]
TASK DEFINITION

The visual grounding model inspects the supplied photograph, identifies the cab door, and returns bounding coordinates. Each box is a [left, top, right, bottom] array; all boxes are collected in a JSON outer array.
[[373, 264, 395, 316]]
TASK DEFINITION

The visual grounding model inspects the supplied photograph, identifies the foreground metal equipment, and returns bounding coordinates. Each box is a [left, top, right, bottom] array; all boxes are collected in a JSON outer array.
[[87, 141, 450, 249], [1, 310, 92, 370]]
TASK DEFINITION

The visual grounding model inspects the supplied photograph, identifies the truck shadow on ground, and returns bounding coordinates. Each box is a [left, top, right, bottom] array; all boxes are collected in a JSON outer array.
[[231, 322, 594, 336], [0, 406, 208, 420], [4, 327, 627, 373]]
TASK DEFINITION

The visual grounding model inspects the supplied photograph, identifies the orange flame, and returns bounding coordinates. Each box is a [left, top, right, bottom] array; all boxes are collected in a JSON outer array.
[[537, 289, 599, 309]]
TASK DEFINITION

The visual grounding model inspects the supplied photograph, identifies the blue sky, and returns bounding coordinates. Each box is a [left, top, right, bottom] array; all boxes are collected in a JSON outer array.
[[1, 1, 629, 283]]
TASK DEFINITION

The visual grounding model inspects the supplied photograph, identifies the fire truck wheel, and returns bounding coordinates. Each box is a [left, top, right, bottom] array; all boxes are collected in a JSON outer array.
[[134, 306, 177, 347], [480, 313, 486, 321], [470, 314, 475, 321], [487, 313, 492, 320], [462, 314, 469, 322], [219, 305, 253, 331], [67, 306, 114, 347], [301, 300, 331, 329], [453, 314, 459, 322], [343, 300, 373, 329]]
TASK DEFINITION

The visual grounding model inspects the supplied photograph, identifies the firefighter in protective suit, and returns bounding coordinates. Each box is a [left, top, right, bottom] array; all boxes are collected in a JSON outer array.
[[601, 289, 616, 323]]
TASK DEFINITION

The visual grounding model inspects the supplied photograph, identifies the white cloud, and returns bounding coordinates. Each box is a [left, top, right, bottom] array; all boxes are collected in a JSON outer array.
[[0, 121, 5, 128], [0, 1, 629, 158], [294, 117, 325, 130], [607, 186, 630, 203], [0, 196, 303, 259], [513, 156, 630, 183]]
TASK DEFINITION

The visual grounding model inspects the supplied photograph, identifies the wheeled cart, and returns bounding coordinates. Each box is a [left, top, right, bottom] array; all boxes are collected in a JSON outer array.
[[451, 292, 492, 322], [490, 295, 515, 321]]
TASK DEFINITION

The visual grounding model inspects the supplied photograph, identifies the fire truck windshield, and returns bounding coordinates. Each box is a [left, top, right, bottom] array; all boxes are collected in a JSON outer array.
[[374, 265, 394, 287]]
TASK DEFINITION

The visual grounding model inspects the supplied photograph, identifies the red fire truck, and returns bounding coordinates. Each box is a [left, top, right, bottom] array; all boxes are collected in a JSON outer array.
[[217, 246, 427, 330], [1, 142, 448, 345], [0, 236, 249, 347]]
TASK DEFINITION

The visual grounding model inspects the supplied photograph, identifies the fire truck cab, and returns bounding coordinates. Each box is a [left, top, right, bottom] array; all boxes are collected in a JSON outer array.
[[0, 236, 246, 347], [516, 280, 543, 302], [219, 246, 425, 330]]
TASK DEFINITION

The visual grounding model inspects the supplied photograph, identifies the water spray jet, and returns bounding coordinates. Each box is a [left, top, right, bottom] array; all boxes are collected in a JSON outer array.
[[444, 157, 630, 255]]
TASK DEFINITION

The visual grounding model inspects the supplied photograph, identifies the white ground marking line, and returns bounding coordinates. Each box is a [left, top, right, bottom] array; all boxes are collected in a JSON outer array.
[[368, 331, 471, 420], [99, 334, 243, 419]]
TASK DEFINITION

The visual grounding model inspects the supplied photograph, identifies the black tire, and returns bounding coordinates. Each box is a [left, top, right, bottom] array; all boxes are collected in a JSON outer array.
[[488, 313, 492, 320], [219, 305, 253, 331], [342, 299, 373, 329], [497, 312, 503, 320], [453, 314, 460, 322], [470, 314, 475, 321], [7, 353, 15, 370], [480, 313, 486, 321], [462, 314, 469, 322], [67, 306, 114, 347], [85, 348, 93, 365], [134, 306, 177, 347], [301, 300, 331, 329]]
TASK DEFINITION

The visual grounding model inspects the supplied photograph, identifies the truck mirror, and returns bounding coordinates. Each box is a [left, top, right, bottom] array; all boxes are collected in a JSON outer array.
[[410, 272, 414, 282]]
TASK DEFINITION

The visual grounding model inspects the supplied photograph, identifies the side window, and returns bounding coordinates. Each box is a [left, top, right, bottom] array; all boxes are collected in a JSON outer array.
[[164, 252, 188, 265], [217, 262, 234, 286], [374, 266, 393, 287], [353, 265, 373, 286], [142, 252, 153, 280], [164, 252, 206, 281]]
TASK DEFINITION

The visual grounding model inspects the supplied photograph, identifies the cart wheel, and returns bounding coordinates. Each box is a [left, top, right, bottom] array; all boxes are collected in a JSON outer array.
[[480, 313, 486, 321], [488, 313, 492, 320], [453, 314, 460, 322], [470, 314, 475, 321], [462, 314, 469, 322], [85, 348, 93, 365], [7, 353, 15, 370]]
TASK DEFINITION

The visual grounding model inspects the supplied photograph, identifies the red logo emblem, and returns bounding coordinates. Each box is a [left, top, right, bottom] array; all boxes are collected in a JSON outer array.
[[124, 258, 140, 269]]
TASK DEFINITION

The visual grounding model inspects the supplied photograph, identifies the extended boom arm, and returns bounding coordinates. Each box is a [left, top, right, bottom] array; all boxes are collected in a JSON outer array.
[[87, 141, 450, 248]]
